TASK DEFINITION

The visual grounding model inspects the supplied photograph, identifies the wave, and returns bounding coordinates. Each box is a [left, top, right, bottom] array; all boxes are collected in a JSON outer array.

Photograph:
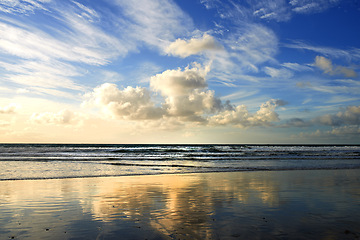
[[1, 144, 360, 181]]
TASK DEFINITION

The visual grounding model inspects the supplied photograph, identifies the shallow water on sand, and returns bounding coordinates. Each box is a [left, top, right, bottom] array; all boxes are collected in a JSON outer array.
[[1, 169, 360, 239]]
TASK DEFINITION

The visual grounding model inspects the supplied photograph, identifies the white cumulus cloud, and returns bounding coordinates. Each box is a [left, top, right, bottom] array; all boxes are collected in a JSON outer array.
[[150, 64, 225, 121], [209, 99, 285, 128], [84, 83, 164, 120], [166, 34, 223, 58], [84, 64, 284, 127]]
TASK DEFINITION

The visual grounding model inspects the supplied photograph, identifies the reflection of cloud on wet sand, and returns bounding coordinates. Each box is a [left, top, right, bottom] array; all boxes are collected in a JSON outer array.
[[1, 170, 360, 239], [88, 172, 284, 238]]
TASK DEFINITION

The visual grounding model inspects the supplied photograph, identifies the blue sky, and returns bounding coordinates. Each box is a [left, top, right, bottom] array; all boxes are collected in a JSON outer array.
[[0, 0, 359, 143]]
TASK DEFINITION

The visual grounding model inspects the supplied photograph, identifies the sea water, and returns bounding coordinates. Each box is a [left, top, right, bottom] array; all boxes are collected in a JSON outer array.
[[1, 144, 360, 180]]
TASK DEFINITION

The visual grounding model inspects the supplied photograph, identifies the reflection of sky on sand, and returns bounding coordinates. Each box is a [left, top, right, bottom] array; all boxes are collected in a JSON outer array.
[[1, 170, 360, 239]]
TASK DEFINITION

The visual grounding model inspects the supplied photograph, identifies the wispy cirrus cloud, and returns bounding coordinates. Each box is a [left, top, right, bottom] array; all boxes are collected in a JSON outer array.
[[0, 1, 127, 99], [0, 0, 50, 14], [225, 24, 278, 72], [71, 1, 100, 22], [0, 0, 197, 101], [252, 0, 291, 22], [201, 0, 341, 22], [281, 62, 313, 72], [111, 0, 193, 50], [264, 66, 294, 79], [296, 79, 360, 95], [0, 5, 125, 66], [289, 0, 340, 14], [285, 41, 360, 61]]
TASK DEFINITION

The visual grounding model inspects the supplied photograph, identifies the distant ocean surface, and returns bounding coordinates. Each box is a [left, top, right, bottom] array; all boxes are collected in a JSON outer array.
[[1, 144, 360, 181]]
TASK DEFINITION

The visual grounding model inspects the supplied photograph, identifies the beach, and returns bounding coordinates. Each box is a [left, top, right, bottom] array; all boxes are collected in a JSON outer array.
[[1, 169, 360, 239]]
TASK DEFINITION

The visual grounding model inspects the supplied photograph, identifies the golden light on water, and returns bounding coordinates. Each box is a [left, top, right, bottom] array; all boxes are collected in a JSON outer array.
[[1, 170, 360, 239]]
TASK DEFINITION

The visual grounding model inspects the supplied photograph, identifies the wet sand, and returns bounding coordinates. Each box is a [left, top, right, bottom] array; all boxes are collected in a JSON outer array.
[[1, 169, 360, 239]]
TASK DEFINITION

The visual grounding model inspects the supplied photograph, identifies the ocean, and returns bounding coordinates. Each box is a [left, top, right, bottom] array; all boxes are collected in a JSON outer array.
[[1, 144, 360, 181]]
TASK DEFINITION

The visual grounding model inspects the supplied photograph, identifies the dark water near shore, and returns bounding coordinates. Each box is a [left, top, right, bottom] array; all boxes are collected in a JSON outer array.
[[1, 144, 360, 180]]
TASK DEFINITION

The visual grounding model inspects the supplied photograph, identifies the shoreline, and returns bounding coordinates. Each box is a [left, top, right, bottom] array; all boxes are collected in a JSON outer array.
[[1, 169, 360, 239], [1, 166, 360, 182]]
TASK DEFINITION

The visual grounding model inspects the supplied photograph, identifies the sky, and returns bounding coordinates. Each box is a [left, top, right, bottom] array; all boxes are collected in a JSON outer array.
[[0, 0, 359, 144]]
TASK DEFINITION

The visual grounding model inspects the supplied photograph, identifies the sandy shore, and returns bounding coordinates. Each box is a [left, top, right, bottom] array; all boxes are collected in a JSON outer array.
[[1, 169, 360, 239]]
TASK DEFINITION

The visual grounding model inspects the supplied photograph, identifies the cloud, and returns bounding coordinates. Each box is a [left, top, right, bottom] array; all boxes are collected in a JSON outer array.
[[150, 64, 227, 121], [112, 0, 193, 49], [150, 64, 209, 97], [71, 1, 100, 22], [296, 79, 360, 95], [6, 73, 83, 91], [285, 104, 360, 128], [297, 125, 360, 141], [30, 109, 84, 125], [328, 125, 360, 136], [0, 59, 84, 99], [291, 2, 319, 13], [314, 56, 334, 74], [225, 24, 278, 71], [290, 0, 340, 14], [0, 0, 197, 101], [252, 0, 291, 22], [85, 64, 283, 127], [16, 88, 30, 94], [28, 87, 81, 100], [315, 105, 360, 126], [263, 67, 293, 79], [200, 0, 221, 10], [209, 99, 285, 128], [282, 118, 312, 128], [0, 0, 50, 14], [201, 0, 340, 23], [84, 83, 165, 120], [0, 103, 19, 114], [221, 90, 259, 102], [285, 41, 360, 61], [165, 34, 223, 58], [314, 56, 357, 78], [0, 18, 124, 65], [0, 1, 132, 99], [282, 62, 313, 72], [0, 120, 11, 127], [200, 0, 291, 22], [0, 59, 80, 78], [281, 104, 360, 130]]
